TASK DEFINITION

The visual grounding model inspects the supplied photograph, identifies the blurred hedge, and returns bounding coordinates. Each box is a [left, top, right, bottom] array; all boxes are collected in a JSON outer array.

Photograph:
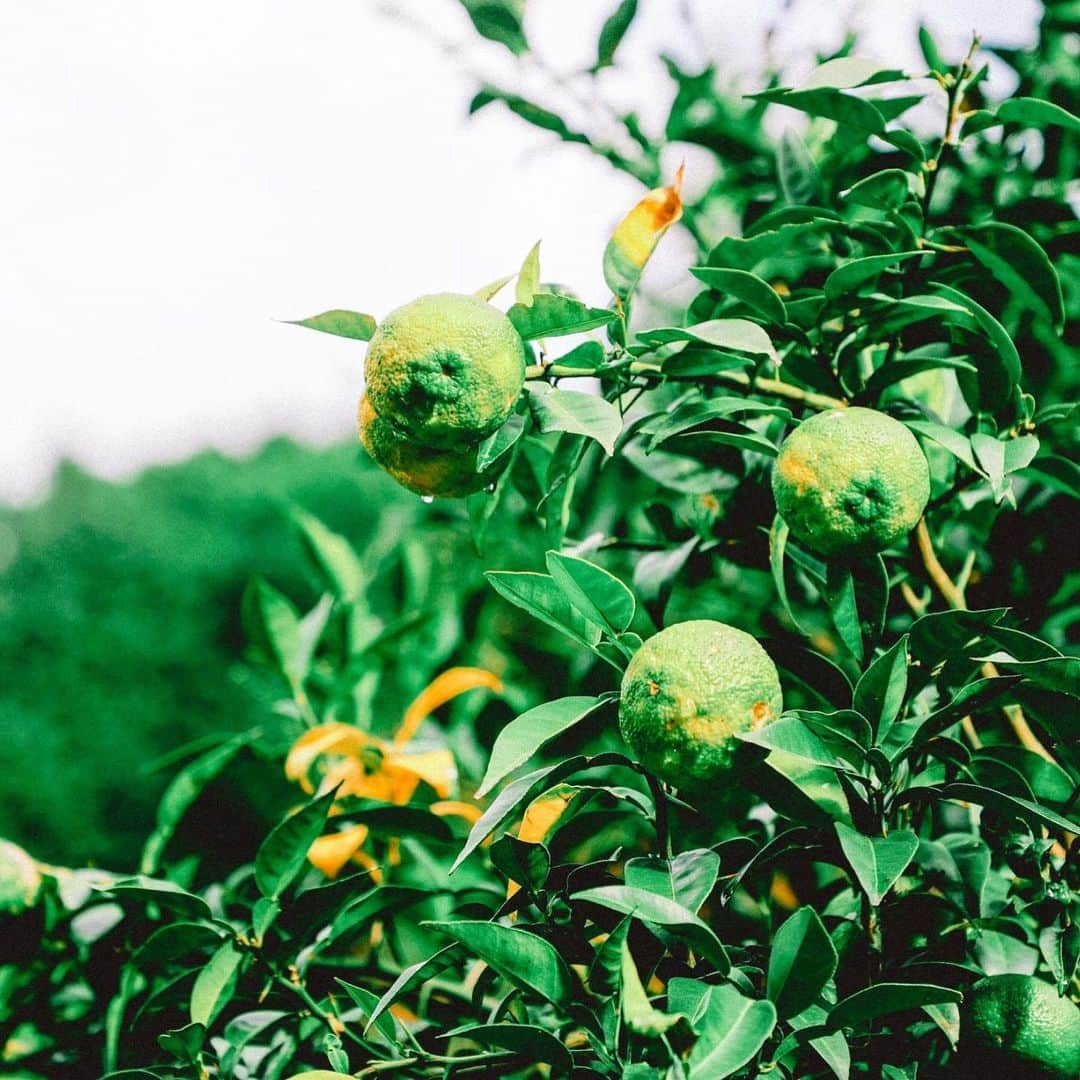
[[0, 439, 440, 869]]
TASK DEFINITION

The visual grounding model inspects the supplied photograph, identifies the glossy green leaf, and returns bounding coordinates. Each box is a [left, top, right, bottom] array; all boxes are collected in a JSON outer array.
[[477, 696, 606, 797], [824, 252, 927, 299], [140, 731, 256, 874], [834, 823, 919, 905], [998, 96, 1080, 133], [546, 551, 636, 633], [767, 906, 838, 1019], [685, 982, 777, 1078], [853, 637, 909, 742], [508, 293, 614, 338], [639, 319, 777, 362], [427, 920, 575, 1005], [190, 941, 243, 1027], [282, 310, 376, 341], [459, 0, 528, 55], [624, 849, 721, 912], [254, 789, 337, 900], [572, 885, 730, 973], [840, 169, 912, 211], [823, 562, 863, 661], [485, 570, 602, 648], [526, 386, 622, 455], [828, 982, 962, 1031], [689, 267, 787, 324]]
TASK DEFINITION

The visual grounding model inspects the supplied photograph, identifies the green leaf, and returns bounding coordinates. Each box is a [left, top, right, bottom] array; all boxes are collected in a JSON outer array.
[[753, 88, 885, 134], [477, 696, 606, 797], [938, 783, 1079, 835], [507, 293, 614, 338], [572, 885, 731, 973], [834, 823, 919, 906], [799, 57, 904, 90], [291, 509, 366, 601], [526, 386, 622, 456], [777, 129, 819, 204], [476, 411, 526, 471], [485, 570, 602, 648], [824, 252, 927, 300], [998, 96, 1080, 133], [684, 982, 777, 1079], [645, 398, 789, 452], [928, 283, 1021, 410], [546, 551, 636, 633], [335, 980, 404, 1046], [254, 789, 337, 900], [103, 877, 213, 921], [827, 982, 962, 1032], [443, 1022, 574, 1072], [624, 849, 721, 912], [767, 907, 838, 1019], [286, 1074, 355, 1080], [140, 732, 256, 874], [242, 578, 303, 680], [906, 420, 977, 471], [823, 562, 863, 662], [593, 0, 638, 71], [620, 942, 685, 1037], [690, 267, 787, 324], [948, 223, 1064, 329], [459, 0, 528, 55], [908, 607, 1008, 664], [739, 716, 847, 770], [365, 946, 459, 1034], [427, 920, 575, 1006], [282, 310, 376, 341], [918, 25, 946, 72], [840, 169, 912, 211], [639, 319, 778, 362], [190, 941, 243, 1027], [853, 637, 909, 742], [452, 759, 583, 873], [769, 516, 806, 634], [971, 433, 1009, 502], [515, 240, 542, 306]]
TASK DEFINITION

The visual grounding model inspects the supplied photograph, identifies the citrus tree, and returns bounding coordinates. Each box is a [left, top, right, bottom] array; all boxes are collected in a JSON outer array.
[[2, 5, 1078, 1078]]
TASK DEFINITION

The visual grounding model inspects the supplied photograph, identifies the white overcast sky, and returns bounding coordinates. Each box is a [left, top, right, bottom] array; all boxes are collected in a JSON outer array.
[[1, 0, 1038, 505]]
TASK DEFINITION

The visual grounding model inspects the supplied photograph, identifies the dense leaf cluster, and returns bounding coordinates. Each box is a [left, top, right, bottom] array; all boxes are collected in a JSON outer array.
[[2, 4, 1077, 1078]]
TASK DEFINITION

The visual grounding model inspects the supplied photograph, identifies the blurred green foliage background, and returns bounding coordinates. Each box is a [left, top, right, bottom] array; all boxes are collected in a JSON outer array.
[[0, 441, 441, 868]]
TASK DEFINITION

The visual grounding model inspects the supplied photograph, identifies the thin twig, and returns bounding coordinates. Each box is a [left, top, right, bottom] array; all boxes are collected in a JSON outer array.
[[915, 519, 1058, 764]]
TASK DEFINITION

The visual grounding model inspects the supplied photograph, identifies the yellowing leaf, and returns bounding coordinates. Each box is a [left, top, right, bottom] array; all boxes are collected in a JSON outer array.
[[603, 166, 684, 301], [430, 800, 484, 824], [382, 749, 457, 801], [285, 723, 367, 793], [307, 824, 369, 878], [516, 240, 542, 306], [396, 667, 504, 746], [507, 784, 582, 900]]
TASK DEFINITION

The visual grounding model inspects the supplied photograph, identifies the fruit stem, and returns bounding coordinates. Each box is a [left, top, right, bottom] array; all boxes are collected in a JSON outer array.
[[525, 362, 846, 411]]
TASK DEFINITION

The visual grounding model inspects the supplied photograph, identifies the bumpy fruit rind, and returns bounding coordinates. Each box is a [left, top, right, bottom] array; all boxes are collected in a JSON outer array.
[[364, 292, 527, 451], [619, 619, 782, 790], [0, 839, 41, 915], [958, 974, 1080, 1080], [771, 406, 930, 557], [359, 395, 495, 497]]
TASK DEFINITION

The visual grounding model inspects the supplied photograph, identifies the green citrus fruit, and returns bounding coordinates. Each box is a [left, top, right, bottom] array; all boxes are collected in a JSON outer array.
[[771, 406, 930, 557], [619, 620, 782, 789], [959, 974, 1080, 1080], [0, 839, 41, 915], [364, 292, 527, 451], [358, 395, 496, 498]]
